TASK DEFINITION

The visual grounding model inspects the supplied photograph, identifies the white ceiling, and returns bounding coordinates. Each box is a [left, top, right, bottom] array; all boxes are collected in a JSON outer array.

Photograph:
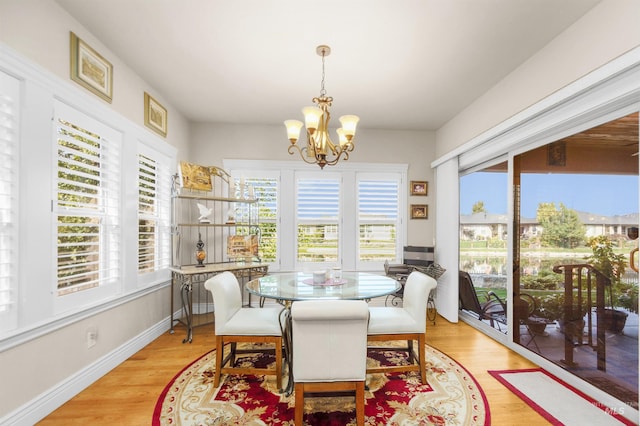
[[55, 0, 601, 131]]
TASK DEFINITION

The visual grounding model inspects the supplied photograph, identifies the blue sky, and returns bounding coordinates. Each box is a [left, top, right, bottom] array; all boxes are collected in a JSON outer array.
[[460, 173, 639, 218]]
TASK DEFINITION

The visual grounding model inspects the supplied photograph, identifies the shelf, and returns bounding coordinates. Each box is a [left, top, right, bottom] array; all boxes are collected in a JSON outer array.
[[174, 193, 257, 203], [176, 222, 257, 227]]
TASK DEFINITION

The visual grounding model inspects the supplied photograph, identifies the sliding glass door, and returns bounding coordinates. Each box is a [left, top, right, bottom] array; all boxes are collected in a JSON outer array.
[[515, 112, 638, 410], [459, 112, 639, 409]]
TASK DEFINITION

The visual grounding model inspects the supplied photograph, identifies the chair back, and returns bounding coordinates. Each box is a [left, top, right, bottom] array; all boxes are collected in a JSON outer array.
[[402, 271, 437, 330], [458, 270, 483, 315], [204, 271, 242, 335], [292, 300, 369, 382]]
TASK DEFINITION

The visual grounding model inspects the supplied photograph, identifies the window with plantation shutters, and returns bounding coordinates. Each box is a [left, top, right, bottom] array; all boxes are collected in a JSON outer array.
[[296, 176, 340, 262], [358, 177, 400, 262], [138, 152, 172, 274], [54, 101, 121, 296], [244, 177, 278, 262], [0, 71, 19, 332]]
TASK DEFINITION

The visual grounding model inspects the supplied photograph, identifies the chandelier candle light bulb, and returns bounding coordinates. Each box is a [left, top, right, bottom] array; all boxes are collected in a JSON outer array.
[[284, 45, 359, 169]]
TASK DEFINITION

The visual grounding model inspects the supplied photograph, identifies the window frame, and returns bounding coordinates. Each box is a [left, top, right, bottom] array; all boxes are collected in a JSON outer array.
[[225, 159, 407, 272]]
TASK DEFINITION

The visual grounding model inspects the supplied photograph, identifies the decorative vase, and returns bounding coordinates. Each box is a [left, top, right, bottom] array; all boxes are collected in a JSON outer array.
[[195, 233, 206, 267]]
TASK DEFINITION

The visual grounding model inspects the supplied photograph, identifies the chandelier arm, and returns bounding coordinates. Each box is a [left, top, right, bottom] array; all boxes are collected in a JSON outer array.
[[288, 143, 324, 165], [322, 149, 350, 167]]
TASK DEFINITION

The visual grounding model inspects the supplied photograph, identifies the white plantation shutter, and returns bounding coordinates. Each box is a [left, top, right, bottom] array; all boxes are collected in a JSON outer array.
[[358, 177, 400, 262], [54, 101, 121, 296], [296, 176, 340, 262], [138, 152, 172, 274], [0, 71, 19, 332], [246, 177, 278, 262]]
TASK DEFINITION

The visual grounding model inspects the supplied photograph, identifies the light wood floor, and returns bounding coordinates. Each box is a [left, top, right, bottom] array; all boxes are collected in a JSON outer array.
[[38, 314, 549, 425]]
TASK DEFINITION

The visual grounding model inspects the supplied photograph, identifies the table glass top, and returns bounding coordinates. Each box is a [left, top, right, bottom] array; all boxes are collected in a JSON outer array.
[[245, 271, 400, 301]]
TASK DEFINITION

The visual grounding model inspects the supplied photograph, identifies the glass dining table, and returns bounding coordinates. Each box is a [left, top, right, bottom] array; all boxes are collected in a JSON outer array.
[[245, 271, 401, 303], [245, 271, 401, 394]]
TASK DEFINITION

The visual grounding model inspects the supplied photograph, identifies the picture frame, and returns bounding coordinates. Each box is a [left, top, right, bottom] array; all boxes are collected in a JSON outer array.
[[547, 141, 566, 166], [227, 235, 259, 259], [70, 32, 113, 103], [410, 180, 428, 196], [144, 92, 168, 137], [178, 161, 212, 191], [410, 204, 428, 219]]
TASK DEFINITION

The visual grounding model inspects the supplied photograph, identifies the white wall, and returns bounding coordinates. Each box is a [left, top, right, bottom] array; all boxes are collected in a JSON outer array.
[[0, 0, 191, 158], [0, 1, 183, 421], [436, 0, 640, 157], [190, 123, 437, 246]]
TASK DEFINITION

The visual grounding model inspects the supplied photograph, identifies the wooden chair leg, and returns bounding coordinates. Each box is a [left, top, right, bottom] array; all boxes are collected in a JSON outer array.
[[294, 383, 304, 425], [418, 334, 427, 385], [214, 335, 224, 387], [355, 381, 365, 426]]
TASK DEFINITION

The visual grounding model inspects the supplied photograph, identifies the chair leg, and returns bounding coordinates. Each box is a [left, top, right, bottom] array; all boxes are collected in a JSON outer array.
[[214, 335, 224, 387], [230, 341, 237, 366], [407, 339, 415, 363], [418, 334, 427, 385], [294, 383, 304, 426], [355, 381, 365, 426]]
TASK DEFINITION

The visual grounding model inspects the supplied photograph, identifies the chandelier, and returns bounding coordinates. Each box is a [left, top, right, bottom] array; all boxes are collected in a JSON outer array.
[[284, 45, 359, 169]]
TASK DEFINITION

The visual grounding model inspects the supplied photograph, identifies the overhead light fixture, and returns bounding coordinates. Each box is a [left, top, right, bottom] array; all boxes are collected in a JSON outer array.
[[284, 45, 359, 169]]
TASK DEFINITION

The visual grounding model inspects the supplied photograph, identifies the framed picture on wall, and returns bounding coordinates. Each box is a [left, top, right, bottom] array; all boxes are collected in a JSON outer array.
[[70, 32, 113, 103], [410, 180, 428, 196], [144, 92, 168, 137], [410, 204, 428, 219]]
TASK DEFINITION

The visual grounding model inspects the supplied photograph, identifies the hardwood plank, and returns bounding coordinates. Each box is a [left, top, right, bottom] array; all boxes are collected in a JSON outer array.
[[38, 316, 548, 425]]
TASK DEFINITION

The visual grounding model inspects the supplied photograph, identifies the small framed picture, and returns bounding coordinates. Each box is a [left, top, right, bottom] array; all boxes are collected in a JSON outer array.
[[410, 204, 428, 219], [144, 92, 168, 137], [410, 180, 428, 196], [70, 32, 113, 103]]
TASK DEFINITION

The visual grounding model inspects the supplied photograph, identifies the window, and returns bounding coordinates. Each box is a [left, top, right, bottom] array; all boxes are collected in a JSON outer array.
[[138, 151, 172, 275], [247, 177, 278, 263], [296, 176, 340, 263], [0, 71, 19, 333], [358, 176, 400, 263], [225, 160, 407, 271], [54, 102, 121, 299]]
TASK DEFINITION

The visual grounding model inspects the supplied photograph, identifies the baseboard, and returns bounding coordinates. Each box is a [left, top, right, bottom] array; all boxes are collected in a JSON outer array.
[[0, 317, 171, 426]]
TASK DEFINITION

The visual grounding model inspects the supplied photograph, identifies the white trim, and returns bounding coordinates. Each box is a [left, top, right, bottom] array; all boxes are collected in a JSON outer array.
[[0, 316, 170, 425], [224, 158, 408, 174], [433, 46, 640, 170], [0, 280, 170, 352]]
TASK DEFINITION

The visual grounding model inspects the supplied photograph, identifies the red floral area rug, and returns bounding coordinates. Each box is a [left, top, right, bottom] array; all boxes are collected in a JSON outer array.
[[153, 344, 489, 425], [489, 368, 637, 426]]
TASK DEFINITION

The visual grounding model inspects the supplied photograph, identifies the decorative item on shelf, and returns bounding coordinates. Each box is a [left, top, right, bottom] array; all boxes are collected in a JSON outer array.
[[178, 161, 213, 191], [238, 177, 246, 199], [226, 204, 236, 224], [284, 45, 359, 169], [227, 235, 259, 260], [248, 185, 255, 200], [196, 202, 212, 223], [195, 233, 206, 267]]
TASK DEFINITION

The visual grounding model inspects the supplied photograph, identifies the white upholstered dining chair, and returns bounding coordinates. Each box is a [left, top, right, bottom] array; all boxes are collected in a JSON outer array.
[[204, 271, 284, 389], [366, 270, 437, 384], [291, 299, 369, 426]]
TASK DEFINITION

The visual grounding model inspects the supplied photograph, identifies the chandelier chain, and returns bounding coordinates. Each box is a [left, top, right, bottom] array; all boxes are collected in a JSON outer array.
[[320, 49, 326, 98]]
